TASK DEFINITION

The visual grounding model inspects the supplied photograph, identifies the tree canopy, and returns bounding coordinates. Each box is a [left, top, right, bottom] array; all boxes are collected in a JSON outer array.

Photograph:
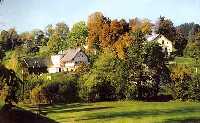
[[0, 64, 22, 106], [67, 21, 88, 48]]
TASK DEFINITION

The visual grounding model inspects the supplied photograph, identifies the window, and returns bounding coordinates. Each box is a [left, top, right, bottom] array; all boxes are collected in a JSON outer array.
[[162, 40, 164, 45]]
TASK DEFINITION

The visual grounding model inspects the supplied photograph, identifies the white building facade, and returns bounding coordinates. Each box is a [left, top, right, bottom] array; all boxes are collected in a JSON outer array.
[[61, 48, 89, 71], [147, 34, 173, 56], [48, 48, 89, 73], [48, 54, 64, 73]]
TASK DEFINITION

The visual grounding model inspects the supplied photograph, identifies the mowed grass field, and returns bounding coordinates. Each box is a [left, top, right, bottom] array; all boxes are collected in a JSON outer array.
[[23, 101, 200, 123]]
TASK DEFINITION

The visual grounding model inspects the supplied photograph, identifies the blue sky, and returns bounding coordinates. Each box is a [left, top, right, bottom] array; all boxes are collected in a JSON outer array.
[[0, 0, 200, 32]]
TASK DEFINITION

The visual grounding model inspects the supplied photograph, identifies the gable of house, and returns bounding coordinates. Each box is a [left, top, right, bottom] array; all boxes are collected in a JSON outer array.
[[146, 34, 173, 55], [155, 35, 173, 53], [73, 51, 89, 64], [50, 54, 64, 67], [61, 48, 81, 63]]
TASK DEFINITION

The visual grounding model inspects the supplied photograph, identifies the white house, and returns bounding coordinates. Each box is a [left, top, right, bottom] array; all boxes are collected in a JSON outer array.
[[48, 48, 89, 73], [47, 54, 64, 73], [61, 48, 89, 71], [146, 34, 173, 56]]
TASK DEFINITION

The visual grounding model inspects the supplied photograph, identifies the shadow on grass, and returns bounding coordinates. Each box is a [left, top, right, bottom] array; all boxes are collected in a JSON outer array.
[[42, 106, 113, 114], [76, 106, 200, 122], [0, 104, 58, 123], [26, 103, 88, 112], [164, 118, 200, 123], [26, 103, 113, 115]]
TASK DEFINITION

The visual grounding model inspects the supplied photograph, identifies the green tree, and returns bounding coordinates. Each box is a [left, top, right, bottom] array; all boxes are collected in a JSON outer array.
[[0, 64, 22, 106], [47, 33, 63, 54], [47, 22, 69, 54], [176, 23, 195, 39], [55, 22, 69, 38], [189, 74, 200, 100], [0, 30, 9, 51], [126, 31, 170, 99], [7, 28, 19, 50], [32, 29, 47, 46], [168, 64, 191, 100], [0, 49, 5, 61], [126, 31, 150, 99], [45, 24, 54, 38], [184, 42, 200, 60], [174, 30, 188, 56], [4, 47, 26, 77], [188, 24, 200, 41], [67, 21, 88, 48], [19, 32, 36, 54], [144, 42, 171, 96], [185, 32, 200, 59], [80, 50, 127, 101], [194, 32, 200, 45], [0, 29, 20, 51], [156, 16, 176, 41]]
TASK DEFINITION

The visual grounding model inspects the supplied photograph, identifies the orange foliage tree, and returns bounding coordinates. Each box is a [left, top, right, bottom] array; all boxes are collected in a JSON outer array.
[[87, 12, 152, 59]]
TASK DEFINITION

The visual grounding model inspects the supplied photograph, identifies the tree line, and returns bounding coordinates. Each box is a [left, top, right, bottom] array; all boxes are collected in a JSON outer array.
[[1, 12, 200, 105]]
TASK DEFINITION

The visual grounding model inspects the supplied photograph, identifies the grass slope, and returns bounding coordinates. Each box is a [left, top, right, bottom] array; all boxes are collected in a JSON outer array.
[[24, 101, 200, 123], [172, 57, 200, 74], [173, 57, 195, 65], [0, 100, 4, 109]]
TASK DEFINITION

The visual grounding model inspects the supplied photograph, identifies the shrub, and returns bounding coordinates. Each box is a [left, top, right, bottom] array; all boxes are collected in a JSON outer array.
[[166, 64, 192, 100], [188, 75, 200, 101], [22, 77, 44, 103], [30, 73, 79, 104], [79, 51, 130, 102], [30, 86, 48, 104]]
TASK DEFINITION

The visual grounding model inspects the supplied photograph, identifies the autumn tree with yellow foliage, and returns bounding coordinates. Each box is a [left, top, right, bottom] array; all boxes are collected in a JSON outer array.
[[87, 12, 152, 59]]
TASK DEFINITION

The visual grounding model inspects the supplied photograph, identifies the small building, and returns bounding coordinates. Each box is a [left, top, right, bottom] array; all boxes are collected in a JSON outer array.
[[47, 54, 64, 73], [61, 48, 89, 71], [47, 47, 89, 73], [146, 34, 173, 56]]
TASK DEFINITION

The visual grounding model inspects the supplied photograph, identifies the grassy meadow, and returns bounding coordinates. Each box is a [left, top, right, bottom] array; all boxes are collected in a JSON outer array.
[[0, 100, 3, 109], [22, 101, 200, 123], [173, 57, 195, 65]]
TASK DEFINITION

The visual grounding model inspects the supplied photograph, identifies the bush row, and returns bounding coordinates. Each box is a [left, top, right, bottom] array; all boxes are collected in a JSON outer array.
[[20, 66, 200, 104]]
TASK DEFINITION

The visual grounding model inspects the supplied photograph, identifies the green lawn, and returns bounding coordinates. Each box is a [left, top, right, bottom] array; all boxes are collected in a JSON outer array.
[[170, 57, 200, 74], [0, 100, 4, 109], [173, 57, 195, 65], [23, 101, 200, 123]]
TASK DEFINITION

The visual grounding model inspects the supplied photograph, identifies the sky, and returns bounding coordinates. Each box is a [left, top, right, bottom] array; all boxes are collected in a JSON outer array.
[[0, 0, 200, 32]]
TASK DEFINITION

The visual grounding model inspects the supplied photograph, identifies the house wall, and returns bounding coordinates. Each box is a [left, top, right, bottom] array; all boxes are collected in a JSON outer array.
[[48, 67, 61, 73], [51, 54, 64, 67], [63, 52, 89, 71], [63, 62, 75, 71], [64, 62, 75, 68], [73, 52, 89, 64], [47, 54, 64, 73], [156, 35, 173, 55]]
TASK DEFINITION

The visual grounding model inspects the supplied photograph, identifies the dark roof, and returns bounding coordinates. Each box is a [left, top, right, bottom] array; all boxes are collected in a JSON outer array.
[[61, 48, 81, 63]]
